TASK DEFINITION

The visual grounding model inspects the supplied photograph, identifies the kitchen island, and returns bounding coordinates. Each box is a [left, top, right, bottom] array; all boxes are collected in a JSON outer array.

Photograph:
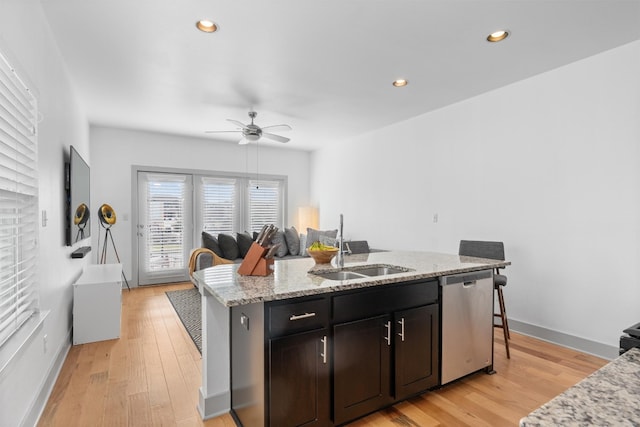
[[192, 250, 510, 425]]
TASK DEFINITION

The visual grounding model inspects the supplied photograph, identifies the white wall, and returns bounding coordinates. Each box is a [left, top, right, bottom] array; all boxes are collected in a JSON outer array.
[[0, 1, 90, 426], [89, 126, 311, 284], [312, 40, 640, 354]]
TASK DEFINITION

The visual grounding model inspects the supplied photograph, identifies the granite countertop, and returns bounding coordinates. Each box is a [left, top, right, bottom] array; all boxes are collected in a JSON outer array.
[[192, 250, 510, 307], [520, 347, 640, 426]]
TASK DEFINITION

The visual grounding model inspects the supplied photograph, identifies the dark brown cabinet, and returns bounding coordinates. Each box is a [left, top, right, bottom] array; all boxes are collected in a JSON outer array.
[[333, 315, 392, 425], [231, 279, 439, 427], [269, 329, 330, 427], [394, 304, 439, 400], [332, 280, 439, 425]]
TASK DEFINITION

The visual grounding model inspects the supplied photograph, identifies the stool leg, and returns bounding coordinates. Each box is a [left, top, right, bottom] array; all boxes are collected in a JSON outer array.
[[496, 285, 510, 359], [498, 286, 510, 339]]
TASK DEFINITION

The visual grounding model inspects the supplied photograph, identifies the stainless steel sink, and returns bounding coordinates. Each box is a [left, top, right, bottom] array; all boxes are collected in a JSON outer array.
[[353, 266, 408, 277], [311, 264, 413, 281], [312, 270, 368, 281]]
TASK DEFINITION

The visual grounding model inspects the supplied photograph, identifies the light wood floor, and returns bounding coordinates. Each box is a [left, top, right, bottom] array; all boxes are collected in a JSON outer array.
[[38, 282, 607, 427]]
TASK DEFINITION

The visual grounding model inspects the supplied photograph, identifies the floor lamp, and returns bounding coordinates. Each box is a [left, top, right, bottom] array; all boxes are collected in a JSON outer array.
[[97, 203, 130, 290]]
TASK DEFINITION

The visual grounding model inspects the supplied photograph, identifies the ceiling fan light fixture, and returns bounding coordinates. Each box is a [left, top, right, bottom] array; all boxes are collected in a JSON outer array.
[[487, 30, 509, 43], [393, 79, 408, 87], [245, 133, 260, 142], [196, 20, 218, 33]]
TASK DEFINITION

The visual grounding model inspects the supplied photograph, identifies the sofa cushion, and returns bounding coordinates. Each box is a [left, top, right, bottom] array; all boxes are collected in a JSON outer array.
[[218, 233, 239, 260], [236, 232, 254, 258], [271, 230, 289, 257], [284, 226, 300, 256], [202, 231, 224, 258]]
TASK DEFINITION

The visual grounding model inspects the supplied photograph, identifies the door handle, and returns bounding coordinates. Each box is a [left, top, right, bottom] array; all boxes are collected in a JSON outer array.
[[398, 318, 405, 342], [384, 321, 391, 346], [320, 336, 327, 364]]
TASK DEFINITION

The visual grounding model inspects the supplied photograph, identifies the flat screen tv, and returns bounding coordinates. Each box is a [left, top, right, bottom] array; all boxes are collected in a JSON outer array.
[[65, 146, 91, 247]]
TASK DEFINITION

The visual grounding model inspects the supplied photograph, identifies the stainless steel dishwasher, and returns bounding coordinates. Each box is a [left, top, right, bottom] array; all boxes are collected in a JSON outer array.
[[440, 269, 494, 384]]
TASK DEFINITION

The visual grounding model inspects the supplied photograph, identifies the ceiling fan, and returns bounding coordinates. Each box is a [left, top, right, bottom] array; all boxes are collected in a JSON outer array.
[[205, 111, 292, 144]]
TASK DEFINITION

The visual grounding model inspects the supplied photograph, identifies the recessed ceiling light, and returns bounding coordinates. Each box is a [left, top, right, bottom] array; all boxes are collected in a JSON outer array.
[[487, 30, 509, 43], [196, 20, 218, 33], [393, 79, 408, 87]]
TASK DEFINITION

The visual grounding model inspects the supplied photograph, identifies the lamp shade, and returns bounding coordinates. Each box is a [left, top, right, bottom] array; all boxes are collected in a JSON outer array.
[[298, 206, 319, 232], [73, 203, 89, 226], [98, 203, 117, 226]]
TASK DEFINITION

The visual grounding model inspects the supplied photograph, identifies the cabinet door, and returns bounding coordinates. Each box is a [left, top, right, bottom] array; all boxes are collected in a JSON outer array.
[[333, 314, 392, 425], [269, 329, 329, 427], [394, 304, 439, 399]]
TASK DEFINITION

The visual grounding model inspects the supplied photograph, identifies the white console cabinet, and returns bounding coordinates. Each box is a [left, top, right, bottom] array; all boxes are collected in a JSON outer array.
[[73, 263, 123, 345]]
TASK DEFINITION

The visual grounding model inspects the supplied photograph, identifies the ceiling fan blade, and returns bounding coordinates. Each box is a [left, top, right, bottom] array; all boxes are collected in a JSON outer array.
[[260, 124, 292, 132], [262, 132, 290, 143], [227, 119, 249, 129], [204, 130, 242, 134]]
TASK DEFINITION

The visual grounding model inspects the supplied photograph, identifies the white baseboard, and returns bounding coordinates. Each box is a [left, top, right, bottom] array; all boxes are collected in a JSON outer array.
[[509, 319, 619, 360], [25, 328, 72, 427]]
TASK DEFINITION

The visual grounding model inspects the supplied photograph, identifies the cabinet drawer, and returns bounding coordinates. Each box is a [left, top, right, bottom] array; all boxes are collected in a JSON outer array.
[[333, 280, 438, 324], [268, 297, 329, 337]]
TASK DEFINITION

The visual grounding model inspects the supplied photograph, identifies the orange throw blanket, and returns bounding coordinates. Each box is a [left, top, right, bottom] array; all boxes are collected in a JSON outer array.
[[188, 248, 234, 277]]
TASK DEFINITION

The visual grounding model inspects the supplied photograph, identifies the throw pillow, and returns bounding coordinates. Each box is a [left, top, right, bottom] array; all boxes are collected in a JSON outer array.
[[304, 228, 339, 255], [299, 233, 307, 256], [284, 226, 300, 256], [271, 230, 289, 257], [319, 235, 337, 247], [218, 233, 239, 260], [236, 232, 254, 258], [201, 231, 224, 258]]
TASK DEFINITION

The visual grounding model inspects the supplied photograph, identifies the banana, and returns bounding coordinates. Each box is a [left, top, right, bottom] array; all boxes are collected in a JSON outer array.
[[309, 241, 337, 251]]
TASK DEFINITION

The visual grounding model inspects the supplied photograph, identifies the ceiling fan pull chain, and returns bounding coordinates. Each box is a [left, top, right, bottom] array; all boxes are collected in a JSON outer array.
[[256, 141, 260, 189]]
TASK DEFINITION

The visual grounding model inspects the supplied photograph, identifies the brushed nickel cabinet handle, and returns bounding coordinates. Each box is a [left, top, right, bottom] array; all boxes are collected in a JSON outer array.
[[320, 336, 327, 364], [384, 321, 391, 345], [398, 318, 405, 342], [289, 312, 316, 321]]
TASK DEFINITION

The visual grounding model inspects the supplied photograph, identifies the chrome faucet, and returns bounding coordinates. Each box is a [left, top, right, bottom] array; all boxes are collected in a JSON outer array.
[[337, 213, 344, 268]]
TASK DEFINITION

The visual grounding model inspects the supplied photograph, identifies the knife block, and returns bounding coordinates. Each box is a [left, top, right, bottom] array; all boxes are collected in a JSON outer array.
[[238, 242, 275, 276]]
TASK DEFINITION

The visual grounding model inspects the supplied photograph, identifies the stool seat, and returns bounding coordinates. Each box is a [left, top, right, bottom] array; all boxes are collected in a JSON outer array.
[[494, 274, 507, 287]]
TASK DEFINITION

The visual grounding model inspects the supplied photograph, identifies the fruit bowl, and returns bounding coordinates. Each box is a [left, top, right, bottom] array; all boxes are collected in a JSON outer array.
[[307, 247, 339, 264]]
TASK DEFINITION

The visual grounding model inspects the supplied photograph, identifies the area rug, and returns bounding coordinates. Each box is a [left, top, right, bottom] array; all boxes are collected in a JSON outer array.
[[166, 288, 202, 354]]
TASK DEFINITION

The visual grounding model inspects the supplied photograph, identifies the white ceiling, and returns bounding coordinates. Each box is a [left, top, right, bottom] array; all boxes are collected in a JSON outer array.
[[41, 0, 640, 151]]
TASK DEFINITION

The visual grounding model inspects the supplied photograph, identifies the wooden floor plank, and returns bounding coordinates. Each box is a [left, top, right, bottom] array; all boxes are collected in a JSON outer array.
[[38, 282, 608, 427]]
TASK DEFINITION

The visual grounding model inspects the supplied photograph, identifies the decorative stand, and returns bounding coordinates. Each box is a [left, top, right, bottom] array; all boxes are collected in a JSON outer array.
[[237, 243, 274, 276]]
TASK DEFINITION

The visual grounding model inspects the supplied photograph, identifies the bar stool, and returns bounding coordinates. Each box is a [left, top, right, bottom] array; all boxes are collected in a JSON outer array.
[[459, 240, 511, 359]]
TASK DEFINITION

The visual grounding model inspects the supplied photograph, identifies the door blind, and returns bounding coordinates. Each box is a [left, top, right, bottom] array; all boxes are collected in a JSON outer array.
[[200, 177, 237, 235], [143, 174, 186, 272], [0, 50, 38, 347], [248, 179, 282, 233]]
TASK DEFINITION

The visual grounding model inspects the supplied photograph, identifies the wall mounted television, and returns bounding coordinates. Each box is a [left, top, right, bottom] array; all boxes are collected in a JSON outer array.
[[65, 145, 91, 253]]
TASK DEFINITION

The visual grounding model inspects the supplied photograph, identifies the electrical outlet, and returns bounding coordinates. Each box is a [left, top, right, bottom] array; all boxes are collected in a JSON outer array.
[[43, 334, 48, 353], [433, 213, 439, 223]]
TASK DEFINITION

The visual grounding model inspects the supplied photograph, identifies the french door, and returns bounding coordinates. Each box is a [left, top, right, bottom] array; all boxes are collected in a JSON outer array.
[[137, 172, 193, 285]]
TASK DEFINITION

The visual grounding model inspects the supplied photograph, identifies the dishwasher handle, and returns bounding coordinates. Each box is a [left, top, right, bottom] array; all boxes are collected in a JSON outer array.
[[463, 280, 477, 288]]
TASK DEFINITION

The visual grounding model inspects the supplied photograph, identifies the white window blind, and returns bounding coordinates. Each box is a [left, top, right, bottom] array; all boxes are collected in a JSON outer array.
[[0, 51, 38, 347], [200, 177, 237, 235], [143, 174, 186, 272], [248, 180, 282, 233]]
